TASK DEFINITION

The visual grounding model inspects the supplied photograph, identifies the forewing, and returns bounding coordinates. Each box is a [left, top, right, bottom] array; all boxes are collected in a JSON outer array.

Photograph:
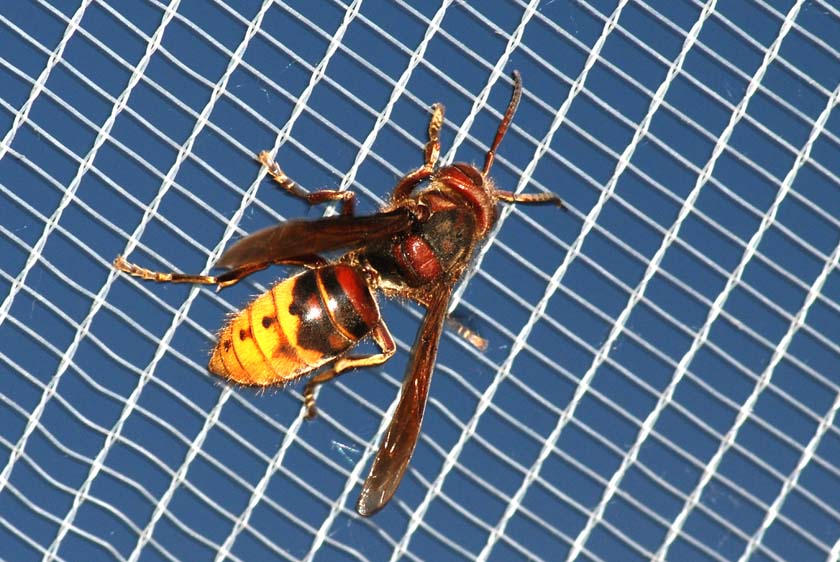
[[215, 208, 413, 270], [356, 284, 453, 517]]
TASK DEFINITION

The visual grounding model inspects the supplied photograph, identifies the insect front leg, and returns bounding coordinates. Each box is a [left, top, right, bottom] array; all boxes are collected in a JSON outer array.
[[391, 103, 445, 202], [113, 256, 265, 290], [303, 321, 396, 420], [257, 151, 356, 215], [424, 102, 444, 168]]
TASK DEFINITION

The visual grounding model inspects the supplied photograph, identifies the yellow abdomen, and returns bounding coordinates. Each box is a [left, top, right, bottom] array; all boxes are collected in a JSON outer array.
[[208, 266, 378, 386]]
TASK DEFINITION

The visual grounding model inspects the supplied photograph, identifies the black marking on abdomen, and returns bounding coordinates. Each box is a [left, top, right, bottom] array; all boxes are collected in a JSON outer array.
[[289, 269, 348, 355]]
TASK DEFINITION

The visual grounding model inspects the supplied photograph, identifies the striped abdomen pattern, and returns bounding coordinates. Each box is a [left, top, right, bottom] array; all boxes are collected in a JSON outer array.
[[208, 264, 379, 386]]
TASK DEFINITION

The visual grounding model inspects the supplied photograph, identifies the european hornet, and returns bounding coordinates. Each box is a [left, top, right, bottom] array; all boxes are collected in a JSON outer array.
[[114, 71, 564, 516]]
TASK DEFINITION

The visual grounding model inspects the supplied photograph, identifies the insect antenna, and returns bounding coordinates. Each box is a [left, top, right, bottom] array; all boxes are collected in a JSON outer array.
[[482, 70, 522, 176]]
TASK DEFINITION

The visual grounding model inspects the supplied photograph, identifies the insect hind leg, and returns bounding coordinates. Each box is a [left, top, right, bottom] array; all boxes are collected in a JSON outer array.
[[445, 316, 488, 351], [257, 151, 356, 215], [113, 256, 264, 290], [303, 321, 396, 420]]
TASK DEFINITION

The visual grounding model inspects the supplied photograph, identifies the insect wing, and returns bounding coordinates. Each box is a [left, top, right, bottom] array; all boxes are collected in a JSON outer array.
[[356, 284, 453, 516], [215, 208, 414, 270]]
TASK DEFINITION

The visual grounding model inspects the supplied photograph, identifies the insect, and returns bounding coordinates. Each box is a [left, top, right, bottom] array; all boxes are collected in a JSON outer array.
[[114, 71, 564, 516]]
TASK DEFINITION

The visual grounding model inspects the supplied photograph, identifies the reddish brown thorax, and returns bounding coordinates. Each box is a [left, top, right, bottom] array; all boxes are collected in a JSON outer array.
[[392, 235, 442, 284]]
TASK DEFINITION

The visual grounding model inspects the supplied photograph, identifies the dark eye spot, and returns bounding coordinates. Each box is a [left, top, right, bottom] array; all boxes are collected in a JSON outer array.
[[239, 329, 248, 341], [262, 316, 274, 328]]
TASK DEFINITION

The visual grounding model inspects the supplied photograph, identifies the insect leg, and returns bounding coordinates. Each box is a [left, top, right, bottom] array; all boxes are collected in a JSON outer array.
[[445, 316, 488, 351], [303, 321, 396, 419], [424, 103, 444, 168], [257, 151, 356, 215], [390, 103, 445, 203], [272, 254, 328, 269], [496, 189, 566, 210], [409, 296, 485, 350], [391, 168, 433, 202], [114, 256, 266, 290]]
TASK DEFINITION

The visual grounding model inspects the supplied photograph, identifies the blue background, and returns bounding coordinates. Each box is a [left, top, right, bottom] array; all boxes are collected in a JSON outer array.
[[1, 1, 839, 561]]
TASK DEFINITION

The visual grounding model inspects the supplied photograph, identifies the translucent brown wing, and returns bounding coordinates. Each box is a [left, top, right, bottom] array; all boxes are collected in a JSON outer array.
[[215, 208, 414, 270], [356, 283, 453, 517]]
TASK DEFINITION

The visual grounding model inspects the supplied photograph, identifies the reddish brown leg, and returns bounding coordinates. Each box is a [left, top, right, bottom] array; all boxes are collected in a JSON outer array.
[[424, 103, 444, 168], [496, 189, 566, 210], [391, 168, 434, 203], [445, 317, 488, 351], [413, 293, 487, 351], [303, 321, 396, 419], [114, 256, 266, 290], [275, 254, 328, 269], [257, 151, 356, 215], [392, 103, 445, 202], [114, 253, 329, 290]]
